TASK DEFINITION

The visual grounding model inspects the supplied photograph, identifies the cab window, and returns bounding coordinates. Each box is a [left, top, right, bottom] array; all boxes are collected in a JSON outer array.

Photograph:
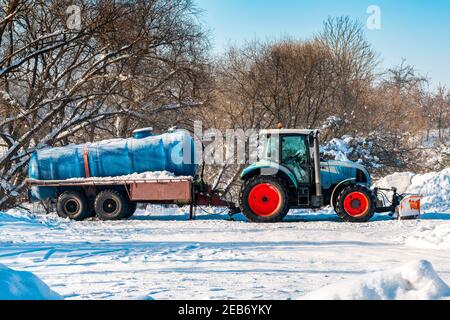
[[281, 135, 309, 184], [263, 134, 280, 162]]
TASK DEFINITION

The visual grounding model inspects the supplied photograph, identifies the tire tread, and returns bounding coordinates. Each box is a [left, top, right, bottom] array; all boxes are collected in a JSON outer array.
[[94, 190, 130, 221], [56, 191, 90, 221]]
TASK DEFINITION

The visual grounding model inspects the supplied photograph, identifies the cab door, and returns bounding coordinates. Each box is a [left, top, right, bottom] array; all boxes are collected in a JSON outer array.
[[280, 134, 310, 185]]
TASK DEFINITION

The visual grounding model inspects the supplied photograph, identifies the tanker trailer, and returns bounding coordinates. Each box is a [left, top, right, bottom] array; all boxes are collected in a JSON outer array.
[[27, 128, 237, 221]]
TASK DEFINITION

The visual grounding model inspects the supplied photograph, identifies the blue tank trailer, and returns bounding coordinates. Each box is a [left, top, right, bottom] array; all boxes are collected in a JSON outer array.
[[29, 129, 198, 201], [27, 128, 236, 221], [27, 128, 416, 222]]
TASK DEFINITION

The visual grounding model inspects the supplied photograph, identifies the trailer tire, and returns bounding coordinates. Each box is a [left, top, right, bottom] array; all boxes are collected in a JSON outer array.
[[56, 191, 91, 221], [241, 176, 290, 223], [94, 190, 130, 221], [125, 202, 138, 219], [336, 185, 376, 223], [87, 198, 97, 218]]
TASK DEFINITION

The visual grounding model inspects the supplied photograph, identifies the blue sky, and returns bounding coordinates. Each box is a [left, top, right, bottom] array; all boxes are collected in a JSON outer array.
[[195, 0, 450, 89]]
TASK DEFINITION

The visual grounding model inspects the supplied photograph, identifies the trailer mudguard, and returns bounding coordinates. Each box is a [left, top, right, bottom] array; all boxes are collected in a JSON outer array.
[[241, 161, 299, 189]]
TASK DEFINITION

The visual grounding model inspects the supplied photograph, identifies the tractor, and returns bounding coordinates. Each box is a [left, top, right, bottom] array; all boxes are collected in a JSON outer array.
[[28, 127, 419, 223], [240, 129, 408, 223]]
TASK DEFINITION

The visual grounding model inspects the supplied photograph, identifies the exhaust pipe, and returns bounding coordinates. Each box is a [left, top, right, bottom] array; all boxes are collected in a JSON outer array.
[[313, 130, 322, 197]]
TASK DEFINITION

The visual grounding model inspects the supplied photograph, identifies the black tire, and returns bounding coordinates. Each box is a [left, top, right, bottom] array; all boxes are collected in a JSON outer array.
[[332, 185, 349, 214], [56, 191, 90, 221], [94, 190, 130, 221], [241, 176, 290, 223], [125, 202, 138, 219], [332, 190, 341, 214], [336, 185, 376, 223], [86, 198, 97, 218]]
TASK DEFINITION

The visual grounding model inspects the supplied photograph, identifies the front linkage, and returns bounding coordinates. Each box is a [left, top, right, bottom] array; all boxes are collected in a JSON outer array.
[[373, 187, 404, 214]]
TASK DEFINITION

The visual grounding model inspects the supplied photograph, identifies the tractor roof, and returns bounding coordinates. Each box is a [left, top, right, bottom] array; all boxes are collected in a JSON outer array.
[[260, 129, 318, 136]]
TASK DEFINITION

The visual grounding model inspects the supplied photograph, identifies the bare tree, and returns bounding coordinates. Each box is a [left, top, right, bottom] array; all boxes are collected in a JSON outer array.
[[0, 0, 209, 208], [315, 16, 378, 138]]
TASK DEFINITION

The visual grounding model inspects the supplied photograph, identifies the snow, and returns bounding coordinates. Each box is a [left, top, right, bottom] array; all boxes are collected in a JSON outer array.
[[400, 224, 450, 250], [0, 263, 63, 300], [321, 136, 381, 168], [0, 205, 450, 300], [321, 137, 353, 162], [133, 127, 153, 134], [410, 129, 450, 170], [407, 170, 450, 213], [321, 116, 343, 131], [302, 260, 450, 300], [67, 171, 192, 182], [0, 168, 449, 300]]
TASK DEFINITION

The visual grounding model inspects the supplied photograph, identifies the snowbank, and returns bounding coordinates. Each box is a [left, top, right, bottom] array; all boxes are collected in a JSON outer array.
[[0, 210, 35, 224], [376, 168, 450, 213], [302, 260, 450, 300], [0, 264, 62, 300], [0, 208, 61, 228]]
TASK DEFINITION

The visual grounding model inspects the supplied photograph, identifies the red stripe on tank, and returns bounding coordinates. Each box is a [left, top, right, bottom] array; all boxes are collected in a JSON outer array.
[[83, 147, 91, 178]]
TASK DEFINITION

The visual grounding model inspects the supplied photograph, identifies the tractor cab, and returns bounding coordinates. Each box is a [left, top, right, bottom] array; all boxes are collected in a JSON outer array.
[[260, 130, 312, 185]]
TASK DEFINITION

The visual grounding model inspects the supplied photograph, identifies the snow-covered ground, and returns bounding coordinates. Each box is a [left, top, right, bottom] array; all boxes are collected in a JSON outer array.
[[303, 260, 450, 300], [1, 207, 450, 300], [1, 168, 449, 300]]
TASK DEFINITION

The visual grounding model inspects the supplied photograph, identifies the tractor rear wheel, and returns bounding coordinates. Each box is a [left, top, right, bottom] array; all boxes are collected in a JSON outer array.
[[241, 176, 290, 223], [94, 190, 130, 221], [336, 185, 376, 223], [56, 191, 90, 221]]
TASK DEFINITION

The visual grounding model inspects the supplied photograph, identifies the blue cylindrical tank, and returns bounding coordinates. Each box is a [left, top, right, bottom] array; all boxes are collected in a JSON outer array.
[[29, 130, 198, 201]]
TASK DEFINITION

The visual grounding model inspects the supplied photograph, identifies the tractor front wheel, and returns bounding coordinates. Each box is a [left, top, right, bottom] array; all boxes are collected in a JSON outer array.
[[241, 176, 290, 223], [336, 185, 376, 223]]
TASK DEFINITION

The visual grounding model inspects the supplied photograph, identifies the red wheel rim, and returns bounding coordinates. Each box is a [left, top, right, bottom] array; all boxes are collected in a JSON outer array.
[[343, 192, 370, 217], [248, 184, 282, 217]]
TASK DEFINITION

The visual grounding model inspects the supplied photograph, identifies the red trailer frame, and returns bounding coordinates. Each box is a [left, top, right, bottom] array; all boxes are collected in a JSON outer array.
[[27, 178, 239, 220]]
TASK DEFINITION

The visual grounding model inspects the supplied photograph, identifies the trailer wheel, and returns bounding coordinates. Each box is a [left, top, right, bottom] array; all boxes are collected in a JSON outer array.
[[94, 190, 130, 221], [336, 185, 376, 223], [125, 202, 138, 219], [87, 198, 97, 218], [241, 176, 290, 223], [56, 191, 90, 221]]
